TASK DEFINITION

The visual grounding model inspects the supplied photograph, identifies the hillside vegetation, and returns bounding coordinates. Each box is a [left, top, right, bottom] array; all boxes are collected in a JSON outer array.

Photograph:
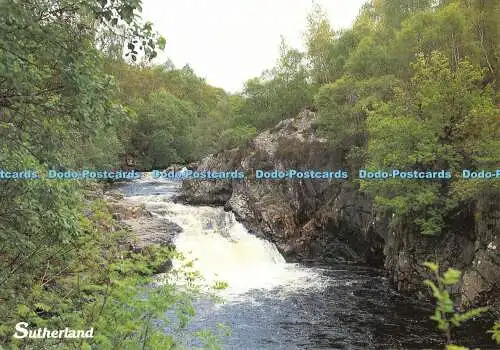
[[0, 0, 498, 348]]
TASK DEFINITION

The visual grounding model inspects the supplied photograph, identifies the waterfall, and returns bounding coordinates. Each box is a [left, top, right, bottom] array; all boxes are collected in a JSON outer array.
[[123, 177, 319, 295]]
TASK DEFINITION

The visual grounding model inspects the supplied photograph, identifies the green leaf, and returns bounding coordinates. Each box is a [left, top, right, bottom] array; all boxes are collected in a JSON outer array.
[[157, 36, 166, 50], [446, 345, 468, 350], [423, 261, 439, 273], [34, 303, 51, 312], [424, 279, 441, 298], [451, 307, 488, 326], [442, 268, 461, 285], [488, 321, 500, 344], [16, 304, 31, 317], [430, 310, 441, 322]]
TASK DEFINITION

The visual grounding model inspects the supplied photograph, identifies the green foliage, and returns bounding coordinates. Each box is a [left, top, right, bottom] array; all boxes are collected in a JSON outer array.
[[0, 1, 164, 340], [423, 261, 488, 348], [0, 1, 228, 349], [218, 125, 257, 150], [129, 90, 197, 169], [1, 198, 228, 349], [105, 60, 246, 162], [232, 37, 314, 131], [212, 281, 229, 290], [194, 324, 231, 350], [315, 74, 400, 166], [362, 51, 499, 234], [305, 3, 337, 85], [372, 0, 435, 28], [446, 345, 468, 350], [488, 321, 500, 344], [307, 3, 499, 244]]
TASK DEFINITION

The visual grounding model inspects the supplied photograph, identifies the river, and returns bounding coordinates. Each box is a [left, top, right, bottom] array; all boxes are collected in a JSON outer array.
[[118, 177, 496, 350]]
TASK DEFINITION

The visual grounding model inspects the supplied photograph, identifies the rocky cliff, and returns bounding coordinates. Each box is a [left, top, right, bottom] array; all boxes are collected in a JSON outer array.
[[177, 109, 500, 313]]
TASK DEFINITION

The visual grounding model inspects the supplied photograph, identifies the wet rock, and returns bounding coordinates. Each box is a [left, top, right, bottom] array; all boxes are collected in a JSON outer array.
[[123, 217, 181, 248], [460, 199, 500, 315], [179, 108, 500, 312], [83, 182, 105, 200], [107, 201, 151, 220], [180, 109, 383, 265], [104, 185, 182, 251], [104, 189, 124, 201], [174, 150, 241, 205]]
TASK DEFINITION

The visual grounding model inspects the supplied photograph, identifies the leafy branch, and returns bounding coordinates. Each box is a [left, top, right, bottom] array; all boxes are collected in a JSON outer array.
[[423, 261, 488, 349]]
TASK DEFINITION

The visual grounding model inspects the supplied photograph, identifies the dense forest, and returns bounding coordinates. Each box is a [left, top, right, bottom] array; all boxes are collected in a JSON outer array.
[[0, 0, 499, 348]]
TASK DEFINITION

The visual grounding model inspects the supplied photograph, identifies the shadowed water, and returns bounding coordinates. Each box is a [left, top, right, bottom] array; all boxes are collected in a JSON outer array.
[[118, 177, 496, 350]]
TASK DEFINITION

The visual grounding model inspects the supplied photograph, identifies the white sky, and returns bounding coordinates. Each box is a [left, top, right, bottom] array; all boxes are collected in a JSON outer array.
[[141, 0, 367, 93]]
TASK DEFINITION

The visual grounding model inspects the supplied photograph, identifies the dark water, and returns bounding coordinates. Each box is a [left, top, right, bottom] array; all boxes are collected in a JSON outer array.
[[183, 264, 496, 350], [119, 178, 497, 350]]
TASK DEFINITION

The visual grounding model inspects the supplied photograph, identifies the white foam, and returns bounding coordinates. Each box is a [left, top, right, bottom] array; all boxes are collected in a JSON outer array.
[[125, 178, 325, 297]]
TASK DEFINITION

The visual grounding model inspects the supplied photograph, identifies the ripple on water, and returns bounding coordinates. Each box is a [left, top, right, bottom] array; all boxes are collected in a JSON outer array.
[[118, 179, 497, 350]]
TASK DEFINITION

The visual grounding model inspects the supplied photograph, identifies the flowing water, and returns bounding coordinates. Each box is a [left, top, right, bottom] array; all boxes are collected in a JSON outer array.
[[119, 177, 496, 350]]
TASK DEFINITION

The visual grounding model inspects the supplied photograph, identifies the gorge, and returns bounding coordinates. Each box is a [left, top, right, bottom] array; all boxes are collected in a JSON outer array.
[[2, 0, 499, 348], [108, 160, 496, 349], [177, 109, 500, 317]]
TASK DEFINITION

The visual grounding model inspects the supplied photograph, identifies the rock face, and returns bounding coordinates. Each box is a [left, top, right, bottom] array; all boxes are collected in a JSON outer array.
[[178, 109, 500, 313], [459, 196, 500, 312], [104, 188, 181, 249], [178, 110, 385, 264], [102, 187, 182, 276], [382, 196, 500, 313]]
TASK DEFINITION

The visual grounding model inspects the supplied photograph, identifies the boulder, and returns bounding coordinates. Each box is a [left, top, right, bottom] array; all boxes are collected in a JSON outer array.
[[178, 108, 500, 312]]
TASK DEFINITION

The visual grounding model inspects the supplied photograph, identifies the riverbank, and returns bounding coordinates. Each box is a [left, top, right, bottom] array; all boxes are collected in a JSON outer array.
[[177, 109, 500, 317], [105, 176, 498, 349]]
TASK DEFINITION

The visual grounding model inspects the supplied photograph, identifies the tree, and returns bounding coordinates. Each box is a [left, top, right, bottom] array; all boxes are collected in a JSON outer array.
[[315, 75, 400, 168], [363, 51, 499, 234], [305, 3, 337, 85], [372, 0, 435, 28], [234, 38, 313, 131], [129, 91, 196, 169], [0, 0, 167, 345]]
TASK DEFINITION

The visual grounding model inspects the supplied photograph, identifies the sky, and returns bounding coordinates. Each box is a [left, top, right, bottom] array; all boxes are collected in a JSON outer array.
[[141, 0, 367, 93]]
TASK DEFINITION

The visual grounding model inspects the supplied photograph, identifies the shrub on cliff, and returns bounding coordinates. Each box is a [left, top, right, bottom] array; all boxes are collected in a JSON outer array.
[[363, 52, 499, 235]]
